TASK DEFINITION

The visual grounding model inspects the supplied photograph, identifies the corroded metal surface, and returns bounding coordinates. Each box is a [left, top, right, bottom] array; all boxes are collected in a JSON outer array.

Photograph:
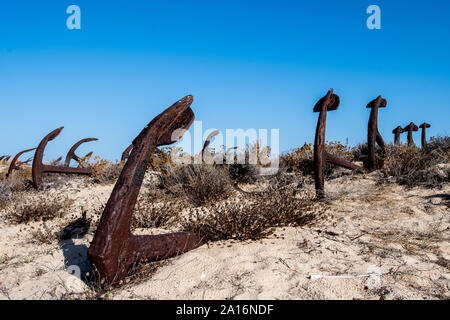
[[403, 122, 419, 147], [419, 122, 431, 148], [325, 152, 365, 172], [392, 126, 404, 146], [7, 148, 36, 177], [32, 127, 93, 189], [313, 89, 366, 198], [64, 138, 98, 167], [121, 144, 133, 162], [313, 89, 339, 198], [366, 96, 387, 171], [88, 95, 205, 285]]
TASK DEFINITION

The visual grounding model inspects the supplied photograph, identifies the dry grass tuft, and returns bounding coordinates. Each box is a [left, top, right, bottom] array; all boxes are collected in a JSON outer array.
[[5, 193, 74, 224], [90, 156, 124, 184], [30, 223, 59, 245], [381, 139, 449, 188], [182, 184, 325, 241], [160, 164, 233, 207], [131, 194, 186, 229]]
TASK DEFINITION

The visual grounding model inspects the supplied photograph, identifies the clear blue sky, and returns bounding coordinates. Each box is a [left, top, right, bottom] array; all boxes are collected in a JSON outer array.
[[1, 0, 449, 161]]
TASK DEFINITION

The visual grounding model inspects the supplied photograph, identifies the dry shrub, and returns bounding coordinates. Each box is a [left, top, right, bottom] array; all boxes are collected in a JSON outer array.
[[161, 164, 233, 207], [281, 142, 314, 175], [182, 184, 325, 241], [30, 223, 59, 245], [225, 142, 271, 183], [131, 194, 185, 229], [90, 156, 124, 184], [6, 193, 74, 224], [351, 143, 385, 168], [1, 169, 33, 193], [226, 163, 259, 183], [425, 136, 450, 161], [0, 181, 12, 207], [382, 142, 449, 188], [148, 147, 184, 171]]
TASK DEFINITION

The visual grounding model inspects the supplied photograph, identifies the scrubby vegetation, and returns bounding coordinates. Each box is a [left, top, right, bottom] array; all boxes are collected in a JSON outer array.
[[182, 182, 325, 241], [5, 193, 73, 224], [381, 137, 450, 188], [90, 156, 124, 184], [160, 164, 234, 207]]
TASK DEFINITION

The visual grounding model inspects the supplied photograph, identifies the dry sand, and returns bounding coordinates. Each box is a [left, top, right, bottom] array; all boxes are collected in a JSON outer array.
[[0, 163, 448, 300]]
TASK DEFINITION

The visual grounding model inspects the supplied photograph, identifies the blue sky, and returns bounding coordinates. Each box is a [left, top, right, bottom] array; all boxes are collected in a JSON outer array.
[[1, 0, 449, 161]]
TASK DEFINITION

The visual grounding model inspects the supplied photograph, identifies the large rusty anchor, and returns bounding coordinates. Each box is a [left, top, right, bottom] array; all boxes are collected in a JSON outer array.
[[419, 122, 431, 149], [64, 138, 98, 167], [88, 95, 205, 285], [366, 96, 387, 171], [32, 127, 93, 189], [313, 89, 365, 198], [6, 148, 36, 177]]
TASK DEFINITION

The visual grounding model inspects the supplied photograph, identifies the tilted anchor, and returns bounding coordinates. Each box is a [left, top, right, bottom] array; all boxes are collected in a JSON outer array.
[[32, 127, 93, 189], [313, 89, 365, 199], [201, 130, 220, 163], [366, 96, 387, 171], [88, 95, 205, 285], [419, 123, 431, 149], [392, 126, 404, 146], [403, 122, 418, 147], [121, 144, 133, 162], [64, 138, 98, 167], [7, 148, 36, 177]]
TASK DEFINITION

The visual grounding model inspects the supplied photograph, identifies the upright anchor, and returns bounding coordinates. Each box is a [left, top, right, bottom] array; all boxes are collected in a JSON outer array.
[[403, 122, 418, 147], [392, 126, 404, 146], [366, 96, 387, 171], [419, 123, 431, 149], [313, 89, 365, 199]]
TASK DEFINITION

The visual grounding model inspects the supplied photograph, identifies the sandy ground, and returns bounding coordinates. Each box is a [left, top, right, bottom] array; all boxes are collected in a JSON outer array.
[[0, 163, 448, 300]]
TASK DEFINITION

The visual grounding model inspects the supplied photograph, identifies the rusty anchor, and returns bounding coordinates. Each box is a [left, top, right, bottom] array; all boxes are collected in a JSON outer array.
[[403, 122, 419, 147], [88, 95, 205, 285], [313, 89, 365, 199], [419, 123, 431, 148], [121, 144, 133, 162], [201, 130, 220, 163], [64, 138, 98, 167], [32, 127, 93, 189], [366, 96, 387, 171], [6, 148, 36, 177], [392, 126, 404, 146]]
